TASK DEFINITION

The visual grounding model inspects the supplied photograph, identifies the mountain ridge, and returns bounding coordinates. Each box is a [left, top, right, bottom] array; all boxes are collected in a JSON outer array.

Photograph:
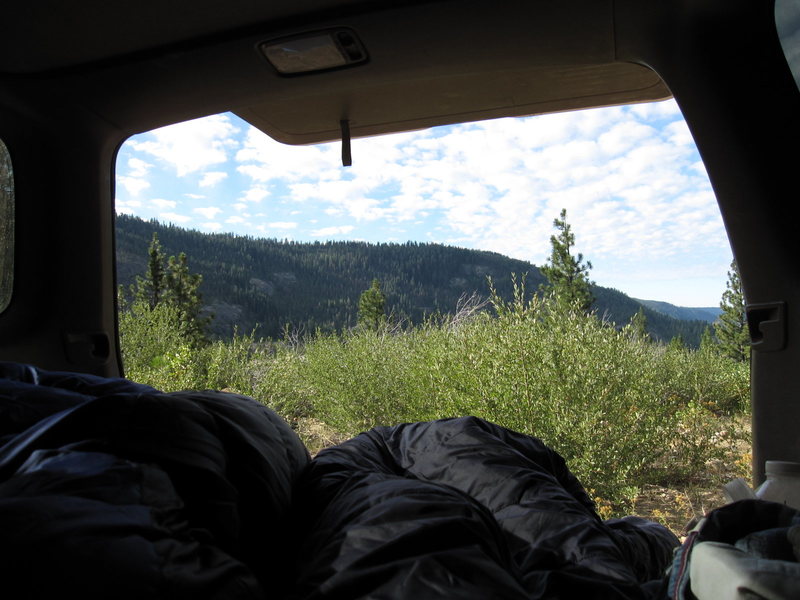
[[115, 214, 711, 346], [635, 299, 721, 324]]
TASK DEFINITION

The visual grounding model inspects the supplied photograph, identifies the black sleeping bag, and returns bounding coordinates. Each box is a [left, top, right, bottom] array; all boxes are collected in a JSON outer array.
[[0, 361, 679, 599], [289, 416, 679, 599]]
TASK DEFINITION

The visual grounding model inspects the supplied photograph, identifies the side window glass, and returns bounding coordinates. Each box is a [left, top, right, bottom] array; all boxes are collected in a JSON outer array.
[[0, 138, 13, 313], [776, 0, 800, 91]]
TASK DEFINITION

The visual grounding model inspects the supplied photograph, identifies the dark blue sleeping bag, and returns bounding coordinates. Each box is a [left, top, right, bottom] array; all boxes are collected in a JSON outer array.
[[0, 361, 309, 599]]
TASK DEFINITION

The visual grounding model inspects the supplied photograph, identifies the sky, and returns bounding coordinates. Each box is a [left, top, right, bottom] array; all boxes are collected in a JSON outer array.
[[115, 99, 733, 308]]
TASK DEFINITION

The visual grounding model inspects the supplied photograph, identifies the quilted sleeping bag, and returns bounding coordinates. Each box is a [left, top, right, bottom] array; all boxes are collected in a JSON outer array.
[[0, 361, 680, 599]]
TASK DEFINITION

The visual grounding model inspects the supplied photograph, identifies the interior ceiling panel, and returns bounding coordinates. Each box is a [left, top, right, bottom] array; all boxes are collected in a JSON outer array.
[[232, 0, 671, 143], [0, 0, 381, 74], [235, 64, 668, 145], [1, 0, 671, 144]]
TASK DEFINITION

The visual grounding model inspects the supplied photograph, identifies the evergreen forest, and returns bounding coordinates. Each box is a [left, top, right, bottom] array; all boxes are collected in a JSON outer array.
[[116, 214, 711, 344]]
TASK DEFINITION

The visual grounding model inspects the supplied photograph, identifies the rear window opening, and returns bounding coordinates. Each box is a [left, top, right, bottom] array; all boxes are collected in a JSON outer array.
[[116, 100, 731, 310], [114, 99, 751, 530]]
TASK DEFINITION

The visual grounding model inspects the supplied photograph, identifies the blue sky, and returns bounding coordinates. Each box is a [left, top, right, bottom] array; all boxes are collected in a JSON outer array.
[[115, 99, 732, 307]]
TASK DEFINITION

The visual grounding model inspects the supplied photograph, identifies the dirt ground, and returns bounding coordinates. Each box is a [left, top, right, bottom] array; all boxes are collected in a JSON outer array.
[[632, 477, 741, 540], [632, 424, 753, 539], [631, 449, 752, 540]]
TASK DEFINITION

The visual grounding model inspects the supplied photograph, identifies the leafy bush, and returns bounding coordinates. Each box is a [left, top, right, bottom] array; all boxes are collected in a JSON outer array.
[[120, 286, 750, 506], [118, 299, 196, 389]]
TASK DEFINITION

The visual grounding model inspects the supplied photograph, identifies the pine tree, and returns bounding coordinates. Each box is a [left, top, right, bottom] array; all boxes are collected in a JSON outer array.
[[135, 233, 167, 310], [539, 208, 595, 312], [128, 234, 211, 346], [714, 260, 749, 361], [165, 252, 211, 346], [358, 278, 386, 330]]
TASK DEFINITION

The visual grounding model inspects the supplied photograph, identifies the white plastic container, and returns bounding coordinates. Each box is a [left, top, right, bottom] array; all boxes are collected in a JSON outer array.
[[754, 461, 800, 510]]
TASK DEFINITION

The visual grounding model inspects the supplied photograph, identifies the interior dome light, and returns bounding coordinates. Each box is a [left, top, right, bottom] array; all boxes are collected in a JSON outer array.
[[261, 29, 367, 75]]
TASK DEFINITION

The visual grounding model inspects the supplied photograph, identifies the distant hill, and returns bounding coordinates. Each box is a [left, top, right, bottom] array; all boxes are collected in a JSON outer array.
[[115, 214, 711, 346], [636, 299, 721, 324]]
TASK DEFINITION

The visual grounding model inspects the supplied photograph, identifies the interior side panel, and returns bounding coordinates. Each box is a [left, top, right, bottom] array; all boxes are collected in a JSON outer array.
[[0, 83, 121, 376]]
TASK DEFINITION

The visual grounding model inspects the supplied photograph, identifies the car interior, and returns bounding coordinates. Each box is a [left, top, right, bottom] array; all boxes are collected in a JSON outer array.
[[0, 0, 797, 493]]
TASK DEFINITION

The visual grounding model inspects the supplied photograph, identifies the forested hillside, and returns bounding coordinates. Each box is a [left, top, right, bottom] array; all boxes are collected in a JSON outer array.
[[116, 214, 710, 344], [636, 299, 721, 323]]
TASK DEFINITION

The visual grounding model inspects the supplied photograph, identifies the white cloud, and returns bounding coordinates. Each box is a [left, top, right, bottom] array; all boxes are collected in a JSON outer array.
[[201, 222, 223, 231], [236, 126, 341, 183], [118, 176, 151, 196], [151, 198, 177, 209], [311, 225, 355, 237], [267, 221, 298, 229], [129, 114, 239, 176], [193, 206, 222, 219], [240, 186, 270, 203], [117, 157, 154, 195], [115, 198, 141, 214], [629, 100, 681, 120], [199, 171, 228, 187], [159, 212, 192, 224], [127, 157, 152, 177], [597, 121, 656, 156]]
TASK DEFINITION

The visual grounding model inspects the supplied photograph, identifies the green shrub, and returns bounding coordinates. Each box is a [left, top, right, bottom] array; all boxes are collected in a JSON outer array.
[[120, 287, 750, 506], [119, 300, 196, 390]]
